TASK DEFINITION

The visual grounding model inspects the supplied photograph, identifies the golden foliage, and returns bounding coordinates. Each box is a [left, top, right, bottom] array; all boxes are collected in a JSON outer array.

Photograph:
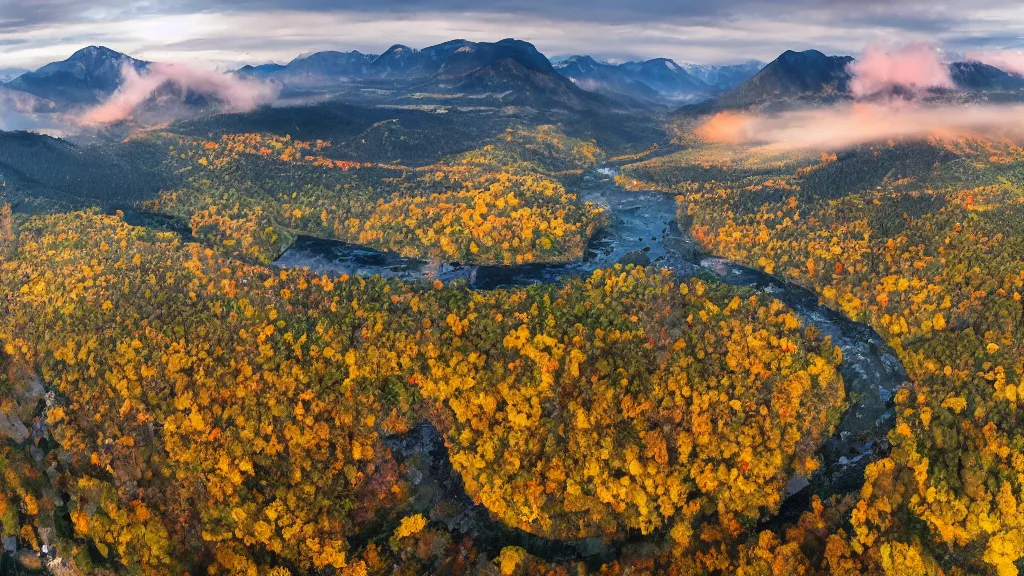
[[0, 207, 845, 574], [635, 136, 1024, 574], [142, 127, 606, 265]]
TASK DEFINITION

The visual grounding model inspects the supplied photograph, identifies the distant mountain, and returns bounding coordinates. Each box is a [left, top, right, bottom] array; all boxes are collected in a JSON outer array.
[[554, 55, 709, 104], [430, 39, 556, 78], [553, 55, 608, 76], [551, 55, 607, 79], [365, 38, 561, 82], [547, 55, 574, 65], [715, 49, 853, 108], [288, 50, 375, 78], [555, 56, 661, 101], [700, 51, 1024, 112], [0, 68, 30, 83], [237, 51, 376, 84], [678, 61, 765, 90], [415, 39, 603, 110], [7, 46, 149, 105], [240, 39, 562, 84], [949, 60, 1024, 92], [619, 59, 709, 97], [235, 63, 287, 78], [371, 44, 427, 77], [233, 38, 601, 110]]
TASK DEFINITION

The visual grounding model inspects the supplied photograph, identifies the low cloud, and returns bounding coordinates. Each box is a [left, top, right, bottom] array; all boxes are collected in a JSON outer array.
[[0, 88, 53, 115], [79, 62, 280, 125], [0, 87, 61, 131], [694, 43, 1024, 152], [697, 102, 1024, 151], [847, 43, 954, 97], [965, 50, 1024, 76]]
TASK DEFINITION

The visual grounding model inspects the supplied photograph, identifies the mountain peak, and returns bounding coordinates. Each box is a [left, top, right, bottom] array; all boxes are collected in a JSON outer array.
[[714, 48, 853, 108], [381, 44, 416, 57], [7, 45, 148, 104], [433, 39, 472, 49], [63, 45, 146, 69], [677, 61, 766, 90], [646, 57, 682, 70], [291, 50, 367, 62], [769, 48, 853, 71], [71, 45, 126, 59], [552, 54, 711, 105], [950, 60, 1024, 91], [778, 49, 830, 64], [280, 50, 374, 79], [458, 39, 553, 75], [555, 55, 605, 69], [53, 45, 147, 69]]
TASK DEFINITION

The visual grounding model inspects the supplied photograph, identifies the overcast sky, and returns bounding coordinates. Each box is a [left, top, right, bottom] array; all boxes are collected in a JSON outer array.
[[1, 0, 1023, 70]]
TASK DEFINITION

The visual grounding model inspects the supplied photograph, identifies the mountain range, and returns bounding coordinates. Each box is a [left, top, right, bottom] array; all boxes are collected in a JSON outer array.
[[5, 41, 1024, 122], [240, 39, 565, 83], [241, 45, 765, 107], [6, 46, 148, 105], [695, 49, 1024, 112], [554, 56, 710, 104], [237, 39, 607, 110], [679, 61, 766, 90], [248, 50, 375, 80]]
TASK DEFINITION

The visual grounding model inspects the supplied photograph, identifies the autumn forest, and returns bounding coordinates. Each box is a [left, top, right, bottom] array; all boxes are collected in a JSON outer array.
[[3, 37, 1024, 576]]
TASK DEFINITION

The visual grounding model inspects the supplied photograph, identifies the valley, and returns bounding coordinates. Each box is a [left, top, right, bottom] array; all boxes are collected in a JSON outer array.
[[1, 32, 1024, 576]]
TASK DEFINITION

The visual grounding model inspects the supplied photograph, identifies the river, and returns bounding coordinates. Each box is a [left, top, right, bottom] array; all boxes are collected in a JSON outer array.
[[273, 167, 908, 561]]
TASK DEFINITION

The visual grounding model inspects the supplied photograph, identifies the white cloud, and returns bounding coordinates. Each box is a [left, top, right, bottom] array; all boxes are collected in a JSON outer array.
[[1, 4, 1024, 69]]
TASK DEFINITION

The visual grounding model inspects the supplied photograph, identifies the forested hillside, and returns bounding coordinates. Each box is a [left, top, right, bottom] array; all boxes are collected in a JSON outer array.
[[2, 63, 1024, 575], [620, 134, 1024, 576]]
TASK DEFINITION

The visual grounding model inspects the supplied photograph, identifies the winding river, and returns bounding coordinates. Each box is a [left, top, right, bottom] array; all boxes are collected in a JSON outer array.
[[274, 168, 909, 562]]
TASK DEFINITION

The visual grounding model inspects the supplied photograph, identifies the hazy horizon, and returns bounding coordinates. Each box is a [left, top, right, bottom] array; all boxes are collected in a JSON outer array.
[[1, 1, 1023, 70]]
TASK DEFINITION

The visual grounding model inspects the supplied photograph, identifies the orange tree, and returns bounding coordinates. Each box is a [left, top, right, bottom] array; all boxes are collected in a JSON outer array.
[[0, 208, 848, 574], [622, 137, 1024, 574], [408, 266, 845, 544], [0, 211, 413, 574], [141, 127, 607, 266]]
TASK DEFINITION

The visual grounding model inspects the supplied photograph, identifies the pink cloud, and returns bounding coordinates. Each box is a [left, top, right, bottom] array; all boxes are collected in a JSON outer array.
[[965, 50, 1024, 76], [697, 102, 1024, 152], [79, 62, 280, 125], [847, 43, 954, 98], [694, 43, 1024, 155]]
